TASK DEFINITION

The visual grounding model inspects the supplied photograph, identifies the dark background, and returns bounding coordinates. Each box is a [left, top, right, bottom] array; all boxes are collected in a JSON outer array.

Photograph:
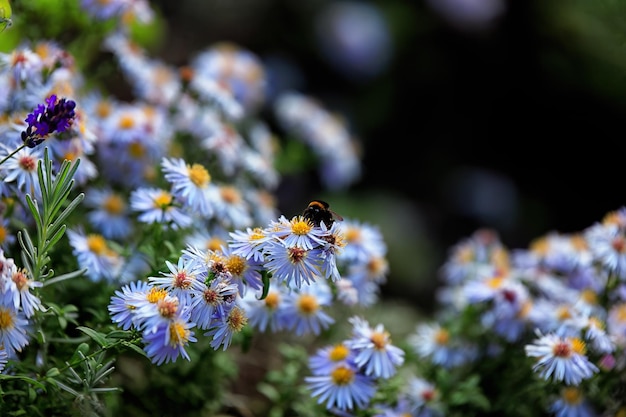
[[140, 0, 626, 310], [148, 0, 626, 311]]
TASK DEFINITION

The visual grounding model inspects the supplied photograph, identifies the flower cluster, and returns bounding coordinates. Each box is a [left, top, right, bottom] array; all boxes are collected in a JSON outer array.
[[398, 209, 626, 416], [106, 206, 392, 364], [304, 316, 405, 412], [21, 94, 76, 148], [3, 2, 626, 417]]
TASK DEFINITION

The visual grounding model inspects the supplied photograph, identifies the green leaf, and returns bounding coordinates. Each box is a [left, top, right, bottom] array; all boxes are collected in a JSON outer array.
[[24, 194, 42, 230], [257, 382, 279, 401], [0, 374, 47, 391], [42, 268, 86, 287], [121, 341, 148, 358], [76, 326, 109, 348]]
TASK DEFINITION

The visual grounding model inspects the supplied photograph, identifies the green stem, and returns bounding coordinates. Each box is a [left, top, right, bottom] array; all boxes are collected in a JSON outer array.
[[55, 337, 142, 374], [0, 143, 26, 167]]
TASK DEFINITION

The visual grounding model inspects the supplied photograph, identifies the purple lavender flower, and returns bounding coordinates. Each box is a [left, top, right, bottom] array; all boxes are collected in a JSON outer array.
[[21, 95, 77, 148]]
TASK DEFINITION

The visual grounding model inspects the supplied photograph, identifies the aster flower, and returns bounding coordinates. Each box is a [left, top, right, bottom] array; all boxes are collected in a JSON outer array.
[[21, 94, 76, 148], [148, 257, 204, 305], [188, 274, 238, 330], [161, 157, 218, 218], [239, 284, 291, 333], [125, 286, 169, 331], [337, 219, 387, 264], [108, 280, 152, 331], [524, 330, 599, 385], [344, 316, 405, 379], [135, 294, 183, 335], [219, 245, 264, 296], [1, 267, 43, 318], [0, 304, 30, 356], [205, 305, 248, 351], [263, 240, 323, 288], [584, 222, 626, 280], [268, 215, 327, 250], [408, 322, 475, 369], [228, 226, 272, 263], [606, 302, 626, 347], [142, 307, 197, 366], [129, 187, 192, 230], [190, 42, 266, 115], [186, 227, 231, 253], [281, 280, 335, 336], [0, 143, 44, 197], [66, 228, 123, 282], [403, 375, 442, 416], [84, 187, 132, 239], [304, 362, 377, 411], [550, 387, 596, 417], [309, 342, 355, 376], [213, 184, 253, 229], [0, 217, 15, 250]]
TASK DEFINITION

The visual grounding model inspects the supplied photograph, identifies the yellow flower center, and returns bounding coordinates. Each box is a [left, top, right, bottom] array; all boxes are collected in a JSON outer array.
[[225, 255, 246, 276], [0, 308, 14, 330], [147, 287, 168, 303], [556, 305, 572, 321], [188, 163, 210, 187], [435, 328, 449, 345], [128, 141, 145, 159], [329, 344, 349, 361], [486, 276, 505, 289], [344, 227, 361, 244], [158, 298, 179, 318], [570, 234, 588, 251], [370, 331, 389, 350], [227, 307, 248, 332], [579, 288, 597, 305], [530, 236, 549, 256], [0, 225, 6, 244], [330, 366, 354, 385], [12, 269, 28, 291], [367, 257, 387, 276], [153, 191, 172, 208], [588, 316, 604, 330], [616, 303, 626, 322], [561, 387, 582, 405], [87, 234, 107, 255], [251, 228, 265, 240], [220, 186, 241, 204], [206, 237, 225, 252], [103, 194, 125, 214], [297, 294, 318, 314], [118, 114, 135, 130], [169, 321, 190, 347], [569, 337, 587, 355], [96, 101, 112, 118], [292, 219, 312, 235], [264, 292, 280, 309]]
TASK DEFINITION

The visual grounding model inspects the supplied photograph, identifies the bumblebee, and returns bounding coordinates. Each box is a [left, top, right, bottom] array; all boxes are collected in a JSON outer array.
[[302, 200, 343, 227]]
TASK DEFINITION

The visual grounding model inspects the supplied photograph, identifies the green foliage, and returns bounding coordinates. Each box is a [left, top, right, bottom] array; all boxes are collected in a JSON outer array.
[[257, 343, 322, 417]]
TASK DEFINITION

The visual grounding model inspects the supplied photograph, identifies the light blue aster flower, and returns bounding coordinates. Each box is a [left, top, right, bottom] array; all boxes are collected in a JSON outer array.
[[0, 304, 30, 357], [345, 316, 404, 379], [142, 308, 197, 366], [305, 362, 377, 411]]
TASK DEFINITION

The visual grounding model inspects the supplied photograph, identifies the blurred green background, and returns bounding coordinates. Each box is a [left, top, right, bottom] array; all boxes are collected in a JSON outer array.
[[3, 0, 626, 315]]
